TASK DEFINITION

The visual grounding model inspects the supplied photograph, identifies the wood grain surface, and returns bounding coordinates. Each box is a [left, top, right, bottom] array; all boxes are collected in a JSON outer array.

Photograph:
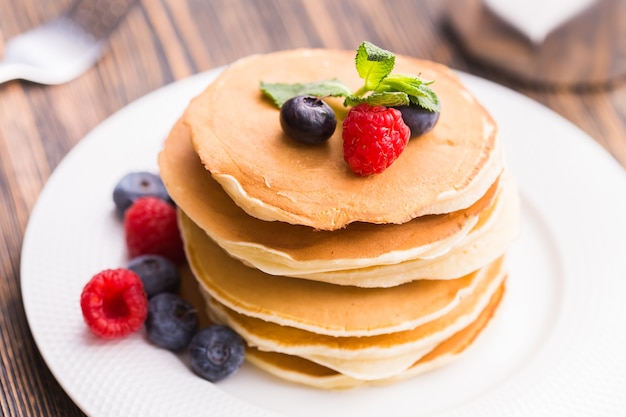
[[0, 0, 625, 416]]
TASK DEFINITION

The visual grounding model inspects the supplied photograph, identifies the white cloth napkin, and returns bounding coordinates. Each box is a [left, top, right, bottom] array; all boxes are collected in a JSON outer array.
[[484, 0, 597, 43]]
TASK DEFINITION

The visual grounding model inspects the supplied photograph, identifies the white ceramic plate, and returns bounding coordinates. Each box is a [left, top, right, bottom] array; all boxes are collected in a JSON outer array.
[[21, 68, 626, 417]]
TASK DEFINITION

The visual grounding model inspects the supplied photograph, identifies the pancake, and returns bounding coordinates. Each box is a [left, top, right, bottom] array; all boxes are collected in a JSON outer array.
[[200, 257, 505, 380], [184, 48, 503, 230], [180, 208, 497, 337], [245, 283, 505, 389], [159, 118, 501, 278], [175, 166, 519, 288], [290, 175, 519, 286]]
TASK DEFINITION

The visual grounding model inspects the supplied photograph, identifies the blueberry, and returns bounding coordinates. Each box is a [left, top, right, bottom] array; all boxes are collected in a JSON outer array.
[[145, 293, 198, 351], [127, 254, 180, 298], [113, 172, 172, 215], [394, 104, 440, 138], [188, 325, 245, 382], [280, 95, 336, 145]]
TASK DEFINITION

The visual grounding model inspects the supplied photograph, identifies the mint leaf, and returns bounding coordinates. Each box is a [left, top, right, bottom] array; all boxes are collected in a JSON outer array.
[[345, 91, 410, 107], [378, 74, 441, 111], [354, 42, 395, 94], [260, 79, 352, 108], [378, 74, 426, 95], [409, 87, 440, 112]]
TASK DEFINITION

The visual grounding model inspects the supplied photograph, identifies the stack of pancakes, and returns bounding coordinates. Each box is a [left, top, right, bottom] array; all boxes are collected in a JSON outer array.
[[158, 49, 519, 389]]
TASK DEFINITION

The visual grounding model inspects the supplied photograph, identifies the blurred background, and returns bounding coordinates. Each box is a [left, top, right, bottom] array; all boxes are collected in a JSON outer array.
[[0, 0, 624, 415]]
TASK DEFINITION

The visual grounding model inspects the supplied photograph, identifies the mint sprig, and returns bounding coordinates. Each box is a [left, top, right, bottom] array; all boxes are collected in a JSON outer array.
[[365, 73, 440, 111], [260, 41, 440, 112], [348, 42, 440, 111]]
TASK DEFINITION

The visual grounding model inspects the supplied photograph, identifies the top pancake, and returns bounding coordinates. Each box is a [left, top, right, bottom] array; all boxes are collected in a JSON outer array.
[[158, 118, 498, 277], [184, 49, 502, 230]]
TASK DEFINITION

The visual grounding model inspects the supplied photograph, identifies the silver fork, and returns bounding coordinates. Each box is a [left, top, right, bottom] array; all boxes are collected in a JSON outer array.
[[0, 0, 138, 85]]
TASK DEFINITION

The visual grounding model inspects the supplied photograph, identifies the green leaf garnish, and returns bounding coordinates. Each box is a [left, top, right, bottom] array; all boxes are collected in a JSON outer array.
[[259, 41, 440, 112], [354, 41, 395, 95], [349, 42, 440, 112], [377, 74, 440, 111], [409, 86, 440, 112], [345, 91, 410, 107], [260, 79, 352, 108]]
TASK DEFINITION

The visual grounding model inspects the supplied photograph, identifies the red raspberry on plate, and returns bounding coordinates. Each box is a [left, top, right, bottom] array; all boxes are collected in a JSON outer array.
[[124, 196, 185, 264], [80, 268, 148, 338], [342, 103, 410, 176]]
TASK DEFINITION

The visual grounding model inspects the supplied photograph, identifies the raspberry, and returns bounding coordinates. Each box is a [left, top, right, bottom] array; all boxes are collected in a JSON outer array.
[[124, 196, 185, 264], [80, 269, 148, 338], [342, 103, 410, 176]]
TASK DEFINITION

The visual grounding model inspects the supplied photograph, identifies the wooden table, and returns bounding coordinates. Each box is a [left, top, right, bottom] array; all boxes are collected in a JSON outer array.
[[1, 1, 624, 415]]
